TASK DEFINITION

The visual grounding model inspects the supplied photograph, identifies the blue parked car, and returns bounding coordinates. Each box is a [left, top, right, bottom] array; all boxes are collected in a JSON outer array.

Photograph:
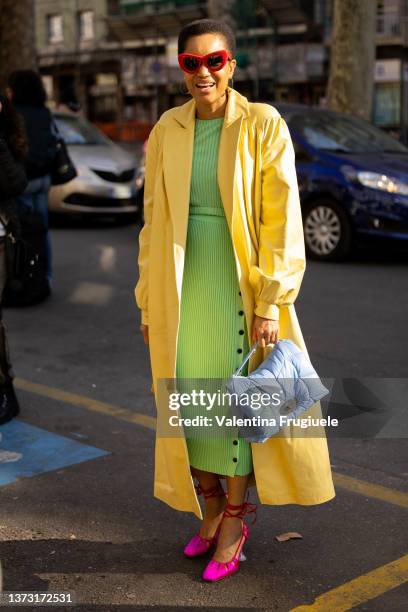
[[274, 103, 408, 261]]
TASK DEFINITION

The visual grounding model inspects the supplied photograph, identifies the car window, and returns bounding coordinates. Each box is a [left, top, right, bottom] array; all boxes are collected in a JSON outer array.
[[285, 111, 408, 154], [54, 115, 107, 145]]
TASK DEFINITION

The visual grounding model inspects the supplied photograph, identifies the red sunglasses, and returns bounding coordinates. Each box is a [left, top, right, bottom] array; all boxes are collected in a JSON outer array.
[[178, 49, 232, 74]]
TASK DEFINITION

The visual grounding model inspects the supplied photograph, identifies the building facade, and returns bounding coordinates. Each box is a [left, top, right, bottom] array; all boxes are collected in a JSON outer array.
[[35, 0, 408, 141], [36, 0, 121, 121], [105, 0, 327, 123]]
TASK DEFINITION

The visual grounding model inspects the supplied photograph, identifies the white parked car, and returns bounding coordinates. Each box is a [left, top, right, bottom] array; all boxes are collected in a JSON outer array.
[[49, 113, 144, 220]]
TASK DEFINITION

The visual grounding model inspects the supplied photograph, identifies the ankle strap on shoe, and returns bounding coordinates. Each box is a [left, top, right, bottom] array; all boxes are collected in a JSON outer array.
[[223, 500, 257, 525], [195, 482, 226, 500]]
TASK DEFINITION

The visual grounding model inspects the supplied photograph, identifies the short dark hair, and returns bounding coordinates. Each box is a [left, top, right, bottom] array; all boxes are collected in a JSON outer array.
[[8, 70, 47, 107], [178, 19, 236, 56]]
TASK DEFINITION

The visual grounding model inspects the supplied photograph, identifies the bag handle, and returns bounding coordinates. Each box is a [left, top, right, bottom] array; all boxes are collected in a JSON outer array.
[[233, 342, 259, 376], [233, 339, 281, 377]]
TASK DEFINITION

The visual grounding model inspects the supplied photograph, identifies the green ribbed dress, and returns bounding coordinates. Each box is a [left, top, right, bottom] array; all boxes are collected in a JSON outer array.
[[175, 117, 253, 477]]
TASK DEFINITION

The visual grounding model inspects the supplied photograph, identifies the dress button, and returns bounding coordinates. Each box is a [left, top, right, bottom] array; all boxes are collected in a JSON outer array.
[[233, 457, 238, 463], [238, 291, 241, 296], [233, 440, 238, 445], [237, 348, 243, 354], [238, 310, 244, 316], [239, 330, 244, 335]]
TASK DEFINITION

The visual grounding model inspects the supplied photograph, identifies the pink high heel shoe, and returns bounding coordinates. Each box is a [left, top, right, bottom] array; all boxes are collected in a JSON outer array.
[[202, 498, 257, 582], [183, 482, 227, 558]]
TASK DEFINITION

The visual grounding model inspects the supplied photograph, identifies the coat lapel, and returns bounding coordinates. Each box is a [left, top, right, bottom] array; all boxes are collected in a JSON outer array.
[[163, 87, 250, 257], [217, 101, 245, 238], [162, 101, 195, 261]]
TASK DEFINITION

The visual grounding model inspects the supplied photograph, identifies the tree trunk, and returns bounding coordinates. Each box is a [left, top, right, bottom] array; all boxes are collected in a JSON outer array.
[[0, 0, 37, 93], [326, 0, 376, 120]]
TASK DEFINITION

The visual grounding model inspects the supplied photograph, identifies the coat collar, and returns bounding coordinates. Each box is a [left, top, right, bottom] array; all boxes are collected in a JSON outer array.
[[171, 86, 250, 128]]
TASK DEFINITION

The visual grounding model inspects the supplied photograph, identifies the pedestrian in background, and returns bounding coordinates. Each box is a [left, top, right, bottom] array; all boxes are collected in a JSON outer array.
[[135, 18, 335, 582], [0, 94, 28, 424], [7, 70, 57, 289]]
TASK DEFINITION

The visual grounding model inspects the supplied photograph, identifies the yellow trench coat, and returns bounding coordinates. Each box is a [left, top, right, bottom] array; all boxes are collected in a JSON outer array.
[[135, 87, 335, 518]]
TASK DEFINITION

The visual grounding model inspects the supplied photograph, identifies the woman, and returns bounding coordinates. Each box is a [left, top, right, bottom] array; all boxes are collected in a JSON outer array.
[[135, 19, 335, 582], [0, 94, 28, 424], [7, 70, 57, 287]]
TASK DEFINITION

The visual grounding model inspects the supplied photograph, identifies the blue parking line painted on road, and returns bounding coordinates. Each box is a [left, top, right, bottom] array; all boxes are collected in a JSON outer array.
[[0, 420, 109, 486]]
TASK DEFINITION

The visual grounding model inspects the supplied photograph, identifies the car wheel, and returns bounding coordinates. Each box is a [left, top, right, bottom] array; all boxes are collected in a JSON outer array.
[[303, 199, 352, 261]]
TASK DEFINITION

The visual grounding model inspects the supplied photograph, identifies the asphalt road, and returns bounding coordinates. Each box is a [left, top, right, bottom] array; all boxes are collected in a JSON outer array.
[[0, 219, 407, 611]]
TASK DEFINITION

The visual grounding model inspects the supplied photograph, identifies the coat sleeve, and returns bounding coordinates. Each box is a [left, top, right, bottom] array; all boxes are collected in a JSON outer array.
[[134, 122, 160, 325], [0, 137, 27, 201], [249, 114, 306, 321]]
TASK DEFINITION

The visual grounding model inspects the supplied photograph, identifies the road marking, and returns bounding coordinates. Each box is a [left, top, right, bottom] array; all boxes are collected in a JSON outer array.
[[99, 245, 117, 272], [0, 420, 108, 487], [14, 378, 408, 509], [69, 282, 114, 306], [333, 472, 408, 509], [291, 554, 408, 611], [15, 378, 156, 431]]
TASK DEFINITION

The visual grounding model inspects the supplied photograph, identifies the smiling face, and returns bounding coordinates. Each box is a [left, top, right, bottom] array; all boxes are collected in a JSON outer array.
[[181, 33, 236, 117]]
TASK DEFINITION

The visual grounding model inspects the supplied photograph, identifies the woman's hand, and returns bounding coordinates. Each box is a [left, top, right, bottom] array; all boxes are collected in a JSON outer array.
[[251, 315, 279, 348], [140, 324, 149, 345]]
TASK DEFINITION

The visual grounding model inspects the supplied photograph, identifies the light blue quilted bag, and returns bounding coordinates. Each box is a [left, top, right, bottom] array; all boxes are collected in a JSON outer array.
[[225, 339, 329, 443]]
